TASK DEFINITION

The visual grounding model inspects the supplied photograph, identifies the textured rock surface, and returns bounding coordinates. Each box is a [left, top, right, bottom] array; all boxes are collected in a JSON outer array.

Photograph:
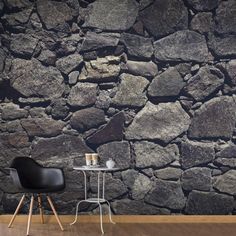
[[31, 134, 92, 160], [97, 141, 130, 169], [37, 0, 73, 31], [121, 33, 153, 59], [180, 141, 215, 169], [81, 32, 120, 52], [131, 173, 152, 200], [181, 167, 212, 191], [67, 83, 98, 107], [185, 190, 234, 215], [215, 144, 236, 167], [10, 33, 38, 57], [112, 199, 170, 215], [9, 59, 65, 99], [184, 66, 224, 101], [215, 0, 236, 35], [87, 112, 125, 145], [148, 67, 185, 98], [56, 54, 83, 75], [139, 0, 188, 38], [125, 60, 158, 77], [154, 30, 208, 62], [134, 141, 179, 168], [82, 0, 138, 31], [225, 60, 236, 86], [70, 108, 105, 132], [188, 97, 236, 139], [126, 101, 190, 143], [1, 104, 28, 120], [154, 167, 183, 180], [208, 34, 236, 57], [112, 73, 149, 107], [213, 170, 236, 195], [79, 56, 120, 81], [190, 12, 214, 34], [186, 0, 219, 11], [145, 179, 186, 210]]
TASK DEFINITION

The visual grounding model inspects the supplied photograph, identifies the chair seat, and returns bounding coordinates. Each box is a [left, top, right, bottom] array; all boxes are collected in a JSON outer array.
[[23, 185, 65, 193]]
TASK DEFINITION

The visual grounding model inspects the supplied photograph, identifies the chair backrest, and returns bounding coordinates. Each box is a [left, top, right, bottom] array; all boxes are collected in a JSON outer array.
[[10, 156, 46, 189]]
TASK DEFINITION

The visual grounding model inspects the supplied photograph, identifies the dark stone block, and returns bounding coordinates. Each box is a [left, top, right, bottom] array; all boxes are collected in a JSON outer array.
[[70, 107, 106, 132], [87, 112, 125, 145], [185, 190, 234, 215], [139, 0, 188, 38]]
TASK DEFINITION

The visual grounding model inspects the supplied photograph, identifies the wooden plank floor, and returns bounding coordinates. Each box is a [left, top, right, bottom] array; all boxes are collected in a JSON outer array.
[[1, 222, 236, 236], [1, 216, 236, 236]]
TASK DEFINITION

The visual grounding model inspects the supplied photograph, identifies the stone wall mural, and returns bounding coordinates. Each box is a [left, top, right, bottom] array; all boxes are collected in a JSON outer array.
[[0, 0, 236, 215]]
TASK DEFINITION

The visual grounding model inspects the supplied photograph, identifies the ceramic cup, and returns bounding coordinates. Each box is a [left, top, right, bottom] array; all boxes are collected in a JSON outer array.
[[85, 153, 92, 166], [92, 153, 98, 166]]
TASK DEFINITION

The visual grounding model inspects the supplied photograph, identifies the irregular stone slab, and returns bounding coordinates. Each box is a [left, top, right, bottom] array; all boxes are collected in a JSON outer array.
[[186, 0, 219, 11], [181, 167, 212, 191], [112, 73, 149, 107], [188, 96, 236, 139], [37, 49, 57, 66], [9, 58, 65, 99], [121, 169, 139, 188], [3, 7, 33, 27], [82, 0, 138, 31], [0, 49, 5, 72], [1, 103, 28, 120], [87, 112, 125, 145], [0, 133, 30, 167], [31, 134, 92, 160], [225, 60, 236, 86], [21, 118, 65, 137], [56, 54, 83, 75], [215, 0, 236, 34], [51, 99, 69, 120], [90, 173, 127, 200], [81, 32, 120, 51], [139, 0, 188, 38], [126, 101, 190, 143], [4, 0, 32, 9], [37, 0, 73, 31], [70, 107, 105, 132], [184, 66, 224, 101], [180, 141, 215, 169], [125, 60, 158, 77], [79, 56, 120, 82], [112, 199, 170, 215], [214, 158, 236, 168], [132, 173, 152, 200], [67, 82, 98, 107], [133, 141, 179, 168], [121, 33, 153, 59], [154, 167, 183, 180], [97, 141, 130, 169], [148, 67, 185, 98], [190, 12, 214, 34], [208, 34, 236, 58], [213, 170, 236, 195], [185, 190, 234, 215], [145, 179, 186, 210], [10, 33, 38, 57], [154, 30, 208, 62]]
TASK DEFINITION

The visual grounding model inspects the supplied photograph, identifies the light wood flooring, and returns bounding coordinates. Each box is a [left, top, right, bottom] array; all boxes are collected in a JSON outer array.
[[1, 216, 236, 236]]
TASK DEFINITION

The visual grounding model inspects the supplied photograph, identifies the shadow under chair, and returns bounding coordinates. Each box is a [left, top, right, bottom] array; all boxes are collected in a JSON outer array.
[[7, 156, 65, 235]]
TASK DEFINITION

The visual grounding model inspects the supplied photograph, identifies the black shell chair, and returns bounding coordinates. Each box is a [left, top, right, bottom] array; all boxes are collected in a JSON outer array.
[[7, 156, 65, 235]]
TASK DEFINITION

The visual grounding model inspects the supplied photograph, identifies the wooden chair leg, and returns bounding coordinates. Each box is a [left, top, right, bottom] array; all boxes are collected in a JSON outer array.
[[26, 195, 34, 236], [46, 196, 64, 231], [8, 194, 26, 228], [37, 194, 44, 224]]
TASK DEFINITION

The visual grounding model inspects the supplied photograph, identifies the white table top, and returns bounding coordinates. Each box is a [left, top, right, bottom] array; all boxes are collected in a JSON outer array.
[[73, 166, 119, 171]]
